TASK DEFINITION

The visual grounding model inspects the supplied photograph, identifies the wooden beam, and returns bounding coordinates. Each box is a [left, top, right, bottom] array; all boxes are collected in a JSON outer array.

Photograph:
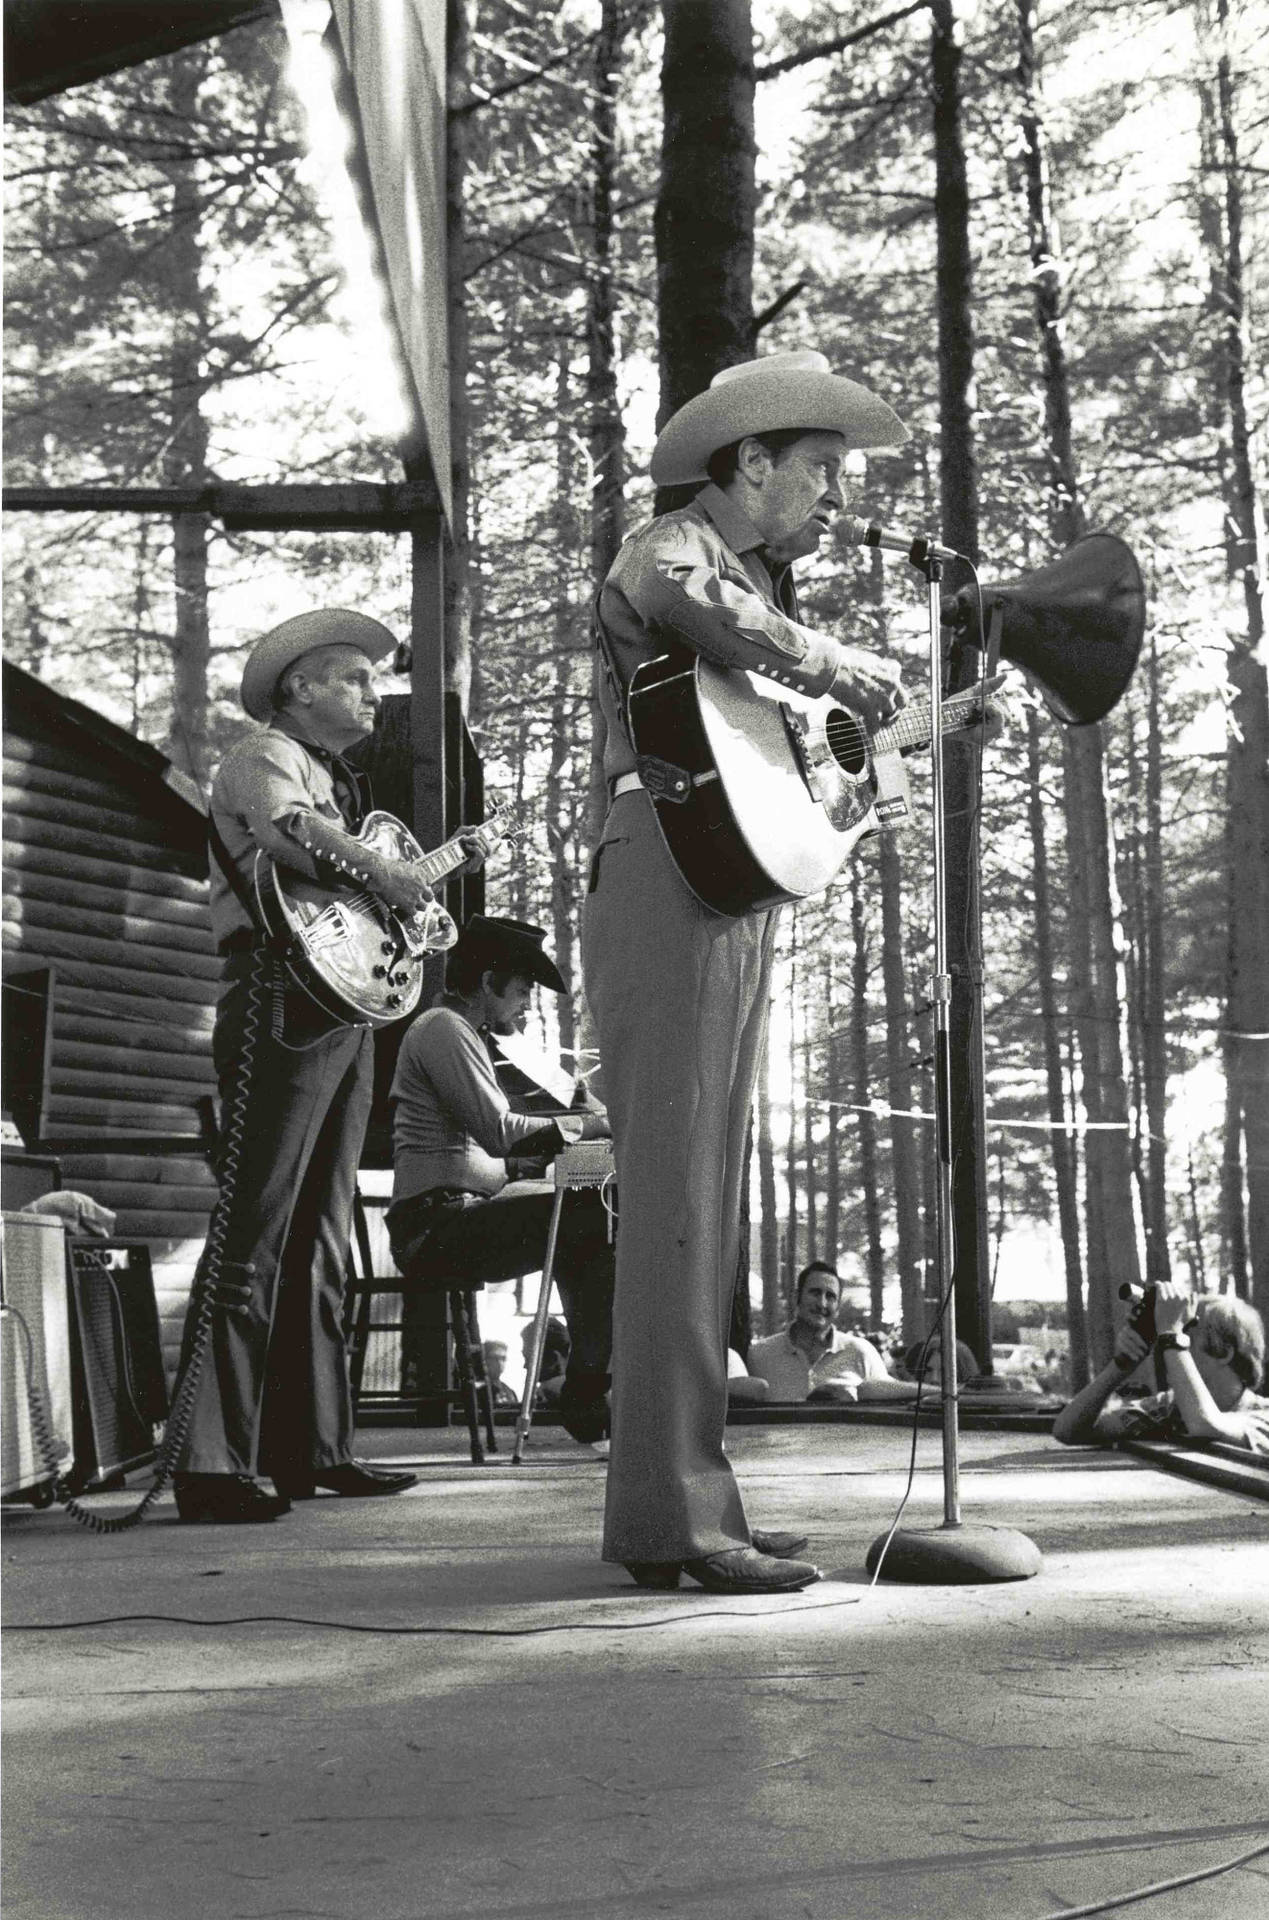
[[3, 1, 279, 107], [1, 479, 442, 531]]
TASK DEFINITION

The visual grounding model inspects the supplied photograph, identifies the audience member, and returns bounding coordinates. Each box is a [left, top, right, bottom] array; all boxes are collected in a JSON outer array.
[[901, 1337, 981, 1389], [1052, 1282, 1269, 1452], [481, 1340, 519, 1408], [745, 1263, 903, 1402], [521, 1316, 570, 1405], [726, 1346, 769, 1404]]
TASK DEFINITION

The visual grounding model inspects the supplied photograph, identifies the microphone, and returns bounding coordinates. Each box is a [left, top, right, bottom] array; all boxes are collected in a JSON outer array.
[[839, 515, 963, 566]]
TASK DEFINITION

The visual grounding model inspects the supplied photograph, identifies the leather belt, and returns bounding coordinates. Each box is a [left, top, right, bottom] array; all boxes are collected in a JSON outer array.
[[610, 771, 644, 799]]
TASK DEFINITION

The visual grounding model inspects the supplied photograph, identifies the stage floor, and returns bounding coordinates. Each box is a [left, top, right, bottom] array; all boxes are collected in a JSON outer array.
[[4, 1423, 1268, 1920]]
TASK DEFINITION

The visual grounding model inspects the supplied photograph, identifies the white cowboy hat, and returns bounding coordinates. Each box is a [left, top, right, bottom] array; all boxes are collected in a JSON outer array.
[[240, 608, 398, 721], [650, 349, 908, 488]]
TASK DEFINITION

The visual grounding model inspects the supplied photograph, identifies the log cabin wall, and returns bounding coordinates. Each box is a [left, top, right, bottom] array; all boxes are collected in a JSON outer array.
[[2, 661, 219, 1377]]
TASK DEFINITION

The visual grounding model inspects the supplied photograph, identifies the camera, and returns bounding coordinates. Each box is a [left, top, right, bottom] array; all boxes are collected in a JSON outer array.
[[1117, 1282, 1158, 1346]]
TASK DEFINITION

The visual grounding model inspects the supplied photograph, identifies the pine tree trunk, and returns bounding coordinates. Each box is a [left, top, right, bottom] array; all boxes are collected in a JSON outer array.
[[930, 0, 991, 1367], [1026, 706, 1089, 1387], [757, 1030, 780, 1332], [784, 919, 800, 1297], [1202, 0, 1269, 1316], [164, 52, 211, 790], [586, 0, 628, 852], [547, 348, 580, 1071], [444, 0, 474, 702], [851, 872, 885, 1329], [823, 949, 842, 1263], [802, 977, 818, 1257], [656, 0, 756, 439], [1139, 637, 1172, 1285], [1017, 0, 1142, 1362], [1064, 728, 1143, 1365], [878, 837, 924, 1342]]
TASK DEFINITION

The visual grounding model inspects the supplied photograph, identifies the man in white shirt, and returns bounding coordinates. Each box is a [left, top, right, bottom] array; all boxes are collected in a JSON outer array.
[[747, 1263, 892, 1402]]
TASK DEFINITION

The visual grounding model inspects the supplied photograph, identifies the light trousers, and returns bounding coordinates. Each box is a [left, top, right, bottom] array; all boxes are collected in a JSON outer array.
[[581, 791, 779, 1563]]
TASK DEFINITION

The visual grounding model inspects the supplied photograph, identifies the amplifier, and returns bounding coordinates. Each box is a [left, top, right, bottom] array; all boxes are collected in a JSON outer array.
[[63, 1239, 168, 1492], [1, 1212, 73, 1500]]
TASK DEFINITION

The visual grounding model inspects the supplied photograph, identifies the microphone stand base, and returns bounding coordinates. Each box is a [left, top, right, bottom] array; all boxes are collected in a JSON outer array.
[[865, 1523, 1042, 1586]]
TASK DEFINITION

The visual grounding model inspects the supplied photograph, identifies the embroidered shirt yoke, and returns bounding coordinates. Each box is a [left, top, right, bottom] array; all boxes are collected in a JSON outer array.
[[595, 482, 858, 783]]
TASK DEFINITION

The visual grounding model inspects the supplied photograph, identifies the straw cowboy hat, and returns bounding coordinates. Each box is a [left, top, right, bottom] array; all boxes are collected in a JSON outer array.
[[650, 349, 909, 489], [240, 608, 399, 721], [449, 915, 567, 994]]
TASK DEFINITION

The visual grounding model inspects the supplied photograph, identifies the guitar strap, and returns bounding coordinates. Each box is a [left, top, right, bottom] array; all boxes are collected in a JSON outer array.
[[591, 592, 636, 751]]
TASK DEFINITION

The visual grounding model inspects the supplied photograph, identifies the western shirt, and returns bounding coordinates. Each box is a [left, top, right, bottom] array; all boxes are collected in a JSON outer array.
[[594, 481, 857, 783], [208, 713, 368, 950], [746, 1325, 891, 1402]]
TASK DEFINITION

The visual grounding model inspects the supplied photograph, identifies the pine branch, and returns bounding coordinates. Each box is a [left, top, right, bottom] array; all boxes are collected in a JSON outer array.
[[755, 3, 931, 82], [454, 1, 656, 119], [754, 280, 809, 334]]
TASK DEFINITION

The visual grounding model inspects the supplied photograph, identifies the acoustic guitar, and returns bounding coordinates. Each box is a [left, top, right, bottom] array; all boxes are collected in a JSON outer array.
[[254, 808, 517, 1027], [627, 653, 994, 916]]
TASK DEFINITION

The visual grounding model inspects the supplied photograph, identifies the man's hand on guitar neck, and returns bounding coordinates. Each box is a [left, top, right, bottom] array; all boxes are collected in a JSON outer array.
[[828, 646, 905, 731], [453, 831, 488, 880]]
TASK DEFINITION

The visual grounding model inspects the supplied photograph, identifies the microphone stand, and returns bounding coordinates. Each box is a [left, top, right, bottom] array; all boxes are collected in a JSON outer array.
[[865, 551, 1041, 1585]]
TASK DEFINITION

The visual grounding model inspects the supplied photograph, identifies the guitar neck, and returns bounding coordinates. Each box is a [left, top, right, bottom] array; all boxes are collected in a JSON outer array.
[[873, 685, 985, 758], [414, 834, 472, 888]]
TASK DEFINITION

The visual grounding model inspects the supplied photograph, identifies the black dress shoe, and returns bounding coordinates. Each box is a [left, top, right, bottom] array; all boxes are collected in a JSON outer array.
[[558, 1400, 610, 1446], [750, 1528, 810, 1560], [272, 1462, 418, 1499], [174, 1474, 291, 1524], [558, 1372, 611, 1446], [624, 1561, 683, 1590], [681, 1547, 820, 1594]]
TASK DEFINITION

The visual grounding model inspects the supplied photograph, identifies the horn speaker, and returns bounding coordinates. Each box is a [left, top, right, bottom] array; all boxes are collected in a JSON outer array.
[[943, 532, 1146, 724]]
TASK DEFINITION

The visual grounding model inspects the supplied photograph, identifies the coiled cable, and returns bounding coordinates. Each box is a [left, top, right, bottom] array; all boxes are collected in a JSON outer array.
[[18, 946, 273, 1534]]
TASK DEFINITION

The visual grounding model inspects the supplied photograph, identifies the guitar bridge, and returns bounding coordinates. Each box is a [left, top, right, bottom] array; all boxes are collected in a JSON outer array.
[[304, 903, 354, 953], [781, 705, 836, 807]]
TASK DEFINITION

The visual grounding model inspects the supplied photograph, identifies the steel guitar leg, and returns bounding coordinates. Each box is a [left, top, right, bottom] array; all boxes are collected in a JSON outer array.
[[449, 1290, 486, 1463], [512, 1188, 567, 1464]]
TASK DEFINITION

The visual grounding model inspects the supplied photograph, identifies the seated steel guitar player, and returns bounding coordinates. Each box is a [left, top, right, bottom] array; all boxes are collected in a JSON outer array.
[[583, 348, 940, 1595], [171, 609, 479, 1523]]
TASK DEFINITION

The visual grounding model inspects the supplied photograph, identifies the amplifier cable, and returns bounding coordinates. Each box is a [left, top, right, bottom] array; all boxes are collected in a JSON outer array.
[[11, 946, 272, 1533]]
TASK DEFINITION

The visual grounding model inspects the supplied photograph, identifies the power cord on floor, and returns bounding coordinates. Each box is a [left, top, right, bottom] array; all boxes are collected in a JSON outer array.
[[2, 1594, 862, 1638], [1026, 1836, 1269, 1919], [5, 1605, 1264, 1919]]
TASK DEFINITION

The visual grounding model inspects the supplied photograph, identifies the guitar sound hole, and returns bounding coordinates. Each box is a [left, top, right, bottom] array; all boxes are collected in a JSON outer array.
[[825, 709, 868, 776]]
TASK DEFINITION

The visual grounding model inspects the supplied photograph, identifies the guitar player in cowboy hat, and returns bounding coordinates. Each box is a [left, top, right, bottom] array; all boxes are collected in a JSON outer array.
[[171, 609, 475, 1522], [582, 349, 911, 1593]]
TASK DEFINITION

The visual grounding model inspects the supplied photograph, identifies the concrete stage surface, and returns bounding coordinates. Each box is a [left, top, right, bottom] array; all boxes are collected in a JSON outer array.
[[4, 1424, 1268, 1920]]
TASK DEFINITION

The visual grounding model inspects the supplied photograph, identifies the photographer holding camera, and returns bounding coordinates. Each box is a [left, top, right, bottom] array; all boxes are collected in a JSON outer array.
[[1052, 1282, 1269, 1453]]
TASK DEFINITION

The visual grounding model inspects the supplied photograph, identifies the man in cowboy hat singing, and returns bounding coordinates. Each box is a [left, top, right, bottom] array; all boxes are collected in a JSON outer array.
[[171, 610, 446, 1522], [582, 350, 908, 1593]]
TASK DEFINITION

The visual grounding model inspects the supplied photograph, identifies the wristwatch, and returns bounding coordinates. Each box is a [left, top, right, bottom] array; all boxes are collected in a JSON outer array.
[[1156, 1331, 1191, 1355]]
